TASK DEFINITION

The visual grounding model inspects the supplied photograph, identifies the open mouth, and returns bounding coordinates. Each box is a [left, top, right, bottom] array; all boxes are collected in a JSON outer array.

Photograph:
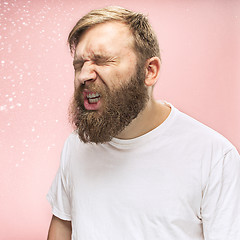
[[86, 92, 100, 103], [83, 90, 102, 110]]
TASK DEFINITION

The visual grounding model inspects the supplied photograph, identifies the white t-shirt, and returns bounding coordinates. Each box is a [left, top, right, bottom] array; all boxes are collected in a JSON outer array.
[[47, 102, 240, 240]]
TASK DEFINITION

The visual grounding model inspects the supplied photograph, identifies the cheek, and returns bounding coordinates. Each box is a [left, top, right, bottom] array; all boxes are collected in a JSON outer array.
[[96, 61, 136, 88], [115, 65, 136, 85], [116, 55, 137, 84], [93, 67, 116, 88]]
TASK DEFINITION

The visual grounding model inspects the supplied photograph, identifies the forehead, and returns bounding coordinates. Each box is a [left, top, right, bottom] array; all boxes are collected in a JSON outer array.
[[74, 21, 135, 59]]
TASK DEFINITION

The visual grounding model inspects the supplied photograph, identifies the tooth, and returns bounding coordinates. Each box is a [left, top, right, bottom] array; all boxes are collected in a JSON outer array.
[[89, 97, 100, 103]]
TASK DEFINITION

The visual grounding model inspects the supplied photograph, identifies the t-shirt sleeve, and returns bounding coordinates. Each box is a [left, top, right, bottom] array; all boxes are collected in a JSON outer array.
[[47, 137, 72, 221], [201, 147, 240, 239]]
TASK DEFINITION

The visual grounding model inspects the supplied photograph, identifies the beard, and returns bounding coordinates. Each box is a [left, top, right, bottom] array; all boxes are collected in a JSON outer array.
[[68, 63, 149, 144]]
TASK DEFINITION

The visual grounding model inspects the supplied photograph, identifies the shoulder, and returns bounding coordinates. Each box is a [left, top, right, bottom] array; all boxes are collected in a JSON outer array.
[[59, 131, 82, 170], [60, 131, 102, 166], [62, 131, 87, 152], [172, 106, 234, 156]]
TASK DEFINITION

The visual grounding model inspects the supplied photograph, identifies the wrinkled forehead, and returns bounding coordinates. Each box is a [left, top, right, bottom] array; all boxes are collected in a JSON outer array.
[[74, 21, 136, 59]]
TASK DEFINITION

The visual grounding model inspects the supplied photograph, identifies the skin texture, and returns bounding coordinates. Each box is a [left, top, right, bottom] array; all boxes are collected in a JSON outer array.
[[73, 21, 171, 140], [73, 21, 137, 91], [69, 62, 149, 143], [47, 215, 71, 240], [48, 21, 171, 238]]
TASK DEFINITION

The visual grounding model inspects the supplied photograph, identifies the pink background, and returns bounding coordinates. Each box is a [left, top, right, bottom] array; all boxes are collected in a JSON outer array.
[[1, 0, 239, 239]]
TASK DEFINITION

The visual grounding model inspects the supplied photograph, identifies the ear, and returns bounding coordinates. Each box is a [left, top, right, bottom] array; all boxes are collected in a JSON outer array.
[[144, 57, 161, 87]]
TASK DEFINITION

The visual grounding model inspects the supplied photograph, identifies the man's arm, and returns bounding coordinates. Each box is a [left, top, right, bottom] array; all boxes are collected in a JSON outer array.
[[47, 215, 72, 240], [201, 147, 240, 239]]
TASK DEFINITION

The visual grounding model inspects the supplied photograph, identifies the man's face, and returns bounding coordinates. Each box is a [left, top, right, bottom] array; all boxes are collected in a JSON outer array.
[[69, 21, 149, 143]]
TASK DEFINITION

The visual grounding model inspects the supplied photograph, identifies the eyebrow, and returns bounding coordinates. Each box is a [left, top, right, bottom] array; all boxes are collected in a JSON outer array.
[[92, 53, 112, 61], [73, 58, 84, 65], [73, 53, 116, 65]]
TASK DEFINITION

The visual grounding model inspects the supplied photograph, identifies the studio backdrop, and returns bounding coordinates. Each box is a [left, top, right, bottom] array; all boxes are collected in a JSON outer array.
[[0, 0, 239, 239]]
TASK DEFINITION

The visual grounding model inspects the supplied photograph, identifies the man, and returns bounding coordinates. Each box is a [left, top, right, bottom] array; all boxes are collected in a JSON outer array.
[[47, 6, 240, 240]]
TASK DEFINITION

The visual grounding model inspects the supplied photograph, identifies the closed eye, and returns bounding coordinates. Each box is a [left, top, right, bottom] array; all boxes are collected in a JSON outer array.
[[73, 54, 118, 70], [93, 54, 118, 66], [94, 59, 112, 66], [73, 64, 81, 71], [73, 60, 85, 71]]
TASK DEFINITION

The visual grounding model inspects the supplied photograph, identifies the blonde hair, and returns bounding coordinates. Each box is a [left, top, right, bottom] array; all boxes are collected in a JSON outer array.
[[68, 6, 160, 64]]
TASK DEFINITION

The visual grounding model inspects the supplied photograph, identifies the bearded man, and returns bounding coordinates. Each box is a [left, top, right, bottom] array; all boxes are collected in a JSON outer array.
[[47, 6, 240, 240]]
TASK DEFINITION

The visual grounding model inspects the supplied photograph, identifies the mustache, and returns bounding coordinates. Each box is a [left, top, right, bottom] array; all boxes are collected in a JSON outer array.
[[76, 83, 105, 94], [74, 82, 110, 104]]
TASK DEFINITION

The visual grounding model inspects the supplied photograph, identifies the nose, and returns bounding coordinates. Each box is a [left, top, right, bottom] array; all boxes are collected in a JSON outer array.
[[76, 61, 97, 87]]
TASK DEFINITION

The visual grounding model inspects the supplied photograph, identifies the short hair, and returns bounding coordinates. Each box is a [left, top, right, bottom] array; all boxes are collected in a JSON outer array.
[[68, 6, 161, 64]]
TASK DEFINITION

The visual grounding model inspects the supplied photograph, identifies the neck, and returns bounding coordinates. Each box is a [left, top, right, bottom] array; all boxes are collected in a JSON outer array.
[[116, 97, 171, 140]]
